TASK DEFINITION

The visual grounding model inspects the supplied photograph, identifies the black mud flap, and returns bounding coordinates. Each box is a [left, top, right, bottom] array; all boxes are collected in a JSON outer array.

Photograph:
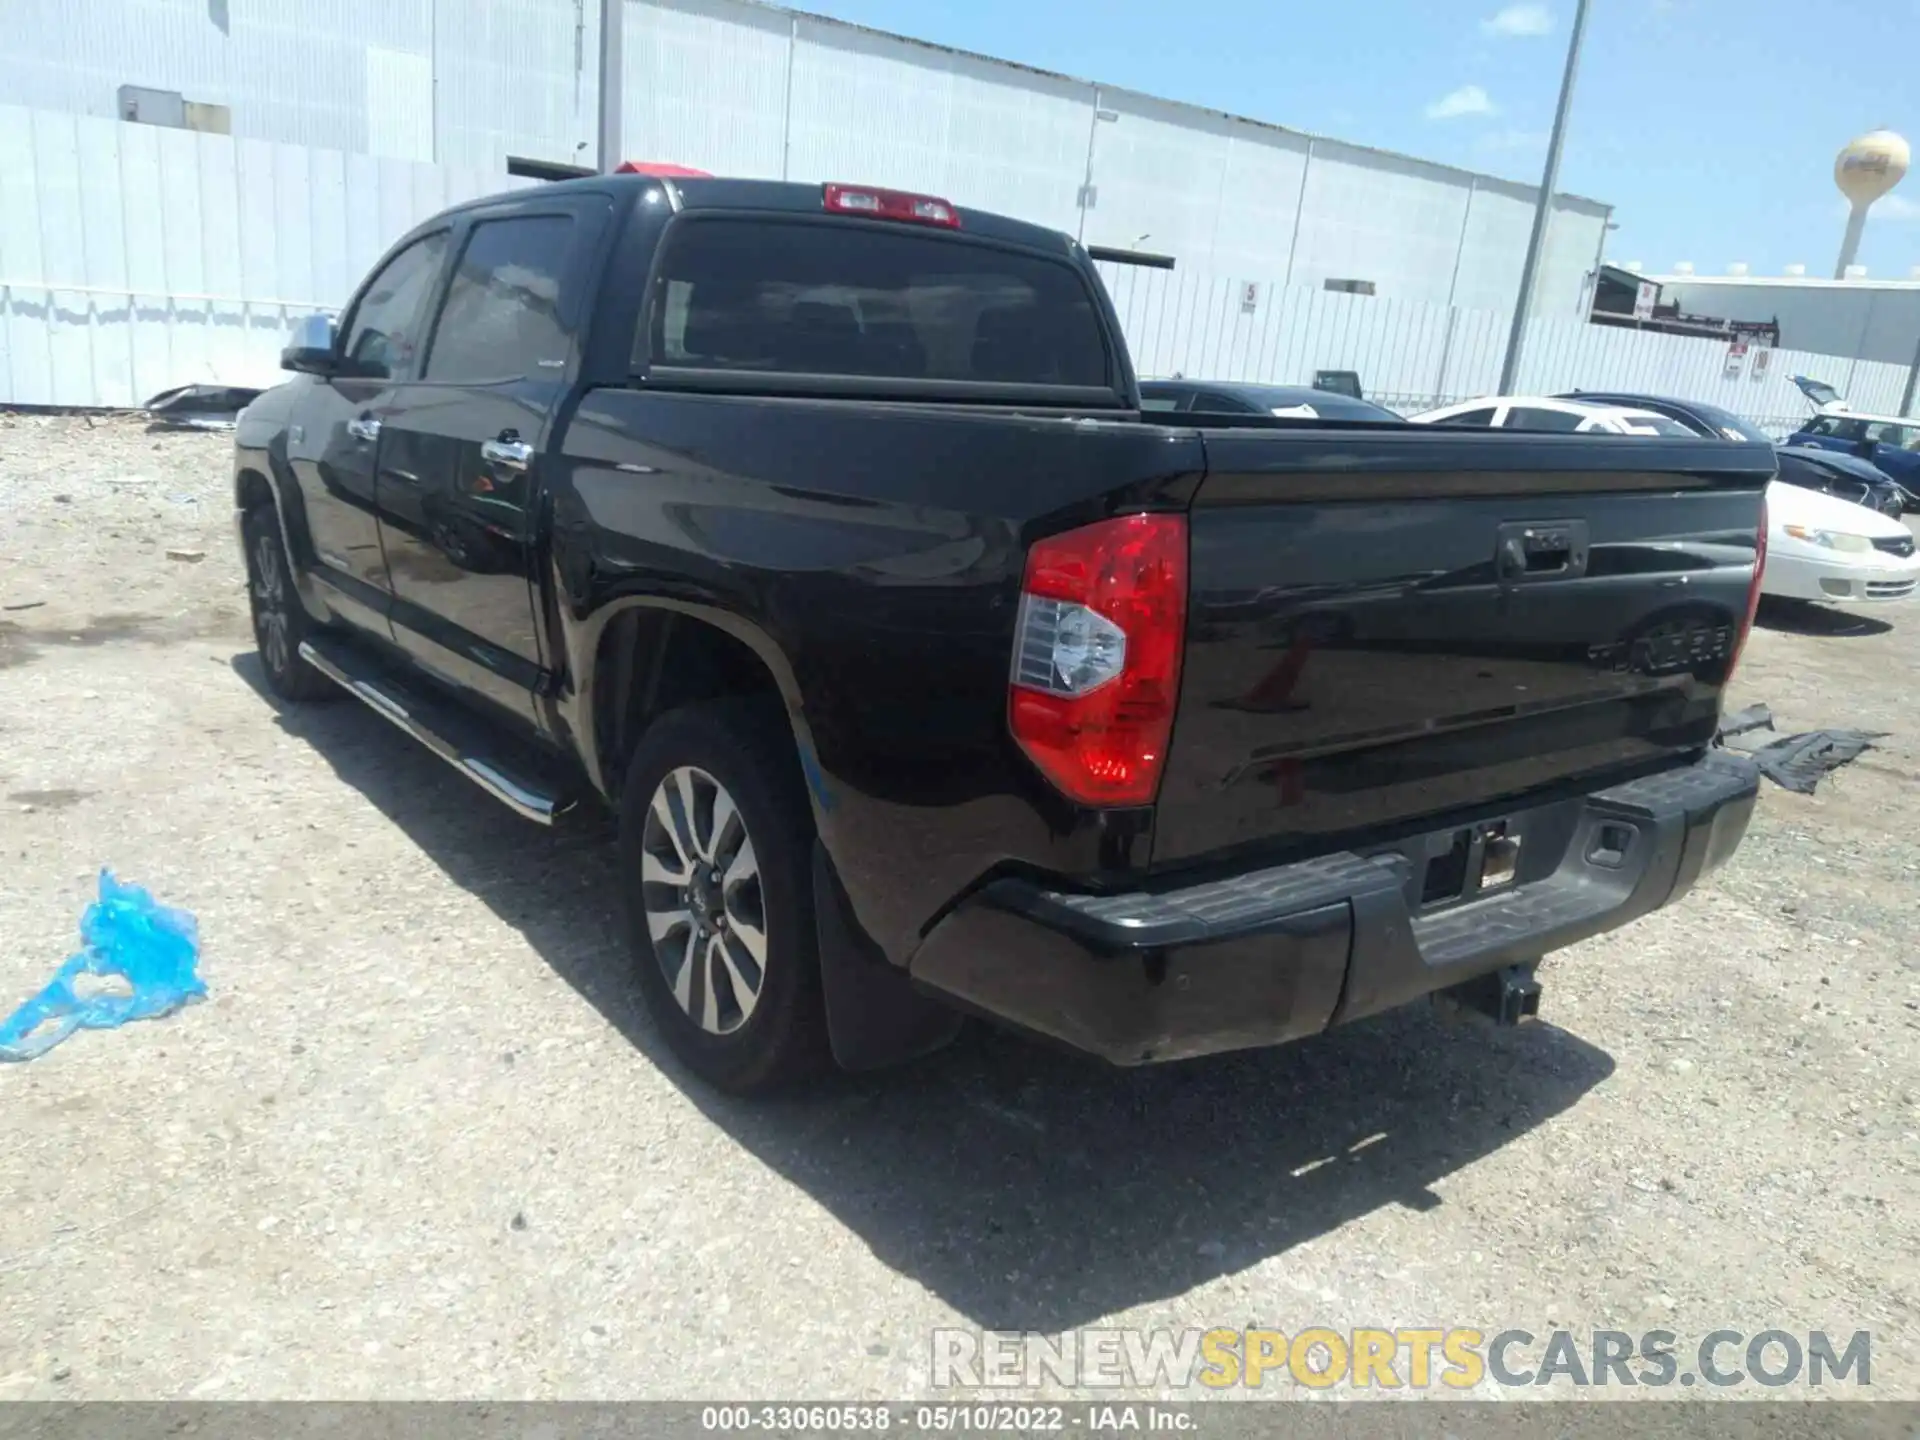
[[812, 844, 964, 1072]]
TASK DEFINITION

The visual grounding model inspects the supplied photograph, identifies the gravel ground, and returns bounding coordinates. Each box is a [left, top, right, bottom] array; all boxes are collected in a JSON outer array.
[[0, 414, 1915, 1403]]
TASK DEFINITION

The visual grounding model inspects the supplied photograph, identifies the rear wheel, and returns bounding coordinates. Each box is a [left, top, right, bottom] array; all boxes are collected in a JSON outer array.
[[242, 506, 334, 702], [618, 700, 831, 1093]]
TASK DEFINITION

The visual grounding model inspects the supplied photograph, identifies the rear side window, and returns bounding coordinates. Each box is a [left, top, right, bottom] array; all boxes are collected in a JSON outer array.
[[642, 218, 1110, 388], [425, 216, 575, 383]]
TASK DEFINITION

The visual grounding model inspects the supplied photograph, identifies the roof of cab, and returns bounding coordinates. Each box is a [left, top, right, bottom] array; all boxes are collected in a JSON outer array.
[[445, 173, 1083, 259]]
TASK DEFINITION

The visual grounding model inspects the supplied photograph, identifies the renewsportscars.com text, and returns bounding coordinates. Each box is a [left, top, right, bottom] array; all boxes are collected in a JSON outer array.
[[930, 1327, 1872, 1391]]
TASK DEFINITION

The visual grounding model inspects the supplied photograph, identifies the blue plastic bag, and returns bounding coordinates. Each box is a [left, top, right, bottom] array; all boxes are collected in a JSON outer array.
[[0, 870, 204, 1062]]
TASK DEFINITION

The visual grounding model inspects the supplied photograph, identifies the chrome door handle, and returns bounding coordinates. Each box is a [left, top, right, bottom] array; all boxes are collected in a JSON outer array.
[[481, 437, 534, 471], [346, 415, 381, 442]]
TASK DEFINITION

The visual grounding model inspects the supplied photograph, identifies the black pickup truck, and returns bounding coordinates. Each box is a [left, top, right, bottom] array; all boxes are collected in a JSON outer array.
[[234, 173, 1772, 1093]]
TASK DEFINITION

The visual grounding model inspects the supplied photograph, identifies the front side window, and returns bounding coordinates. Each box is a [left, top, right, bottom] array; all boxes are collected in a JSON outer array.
[[1864, 421, 1916, 450], [343, 232, 449, 381], [643, 217, 1110, 388], [425, 216, 576, 383]]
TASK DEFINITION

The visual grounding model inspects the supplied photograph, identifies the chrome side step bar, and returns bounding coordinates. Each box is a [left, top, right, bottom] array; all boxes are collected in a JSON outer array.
[[297, 638, 568, 825]]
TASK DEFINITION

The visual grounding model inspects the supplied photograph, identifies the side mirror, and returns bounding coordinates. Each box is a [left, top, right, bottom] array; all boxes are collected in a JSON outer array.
[[281, 314, 341, 376]]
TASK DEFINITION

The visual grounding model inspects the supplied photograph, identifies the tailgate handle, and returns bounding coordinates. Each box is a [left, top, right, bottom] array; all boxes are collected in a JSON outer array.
[[1496, 520, 1588, 582]]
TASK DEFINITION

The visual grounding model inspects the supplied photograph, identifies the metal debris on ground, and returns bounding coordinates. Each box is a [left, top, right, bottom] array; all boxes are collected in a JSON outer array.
[[1716, 702, 1888, 795], [0, 870, 204, 1062], [142, 383, 265, 432]]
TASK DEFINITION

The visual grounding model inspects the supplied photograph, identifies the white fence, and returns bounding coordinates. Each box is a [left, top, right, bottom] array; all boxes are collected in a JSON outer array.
[[0, 103, 525, 408], [1097, 263, 1916, 433], [2, 102, 1911, 431]]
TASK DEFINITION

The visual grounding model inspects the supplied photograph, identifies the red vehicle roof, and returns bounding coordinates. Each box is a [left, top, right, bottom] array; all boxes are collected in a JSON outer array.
[[614, 161, 713, 177]]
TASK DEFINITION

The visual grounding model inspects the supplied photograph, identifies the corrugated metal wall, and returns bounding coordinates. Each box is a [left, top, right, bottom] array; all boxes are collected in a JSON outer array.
[[6, 0, 1609, 315], [612, 0, 1611, 315]]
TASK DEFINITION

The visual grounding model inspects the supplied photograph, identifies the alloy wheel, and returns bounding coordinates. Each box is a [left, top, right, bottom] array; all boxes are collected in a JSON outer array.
[[639, 765, 768, 1035], [250, 530, 292, 675]]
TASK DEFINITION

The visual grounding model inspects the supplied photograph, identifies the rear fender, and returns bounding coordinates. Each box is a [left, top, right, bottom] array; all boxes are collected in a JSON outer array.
[[560, 592, 832, 819]]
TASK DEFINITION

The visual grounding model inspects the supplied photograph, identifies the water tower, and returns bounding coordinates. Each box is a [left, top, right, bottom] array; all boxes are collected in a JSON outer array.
[[1833, 129, 1910, 279]]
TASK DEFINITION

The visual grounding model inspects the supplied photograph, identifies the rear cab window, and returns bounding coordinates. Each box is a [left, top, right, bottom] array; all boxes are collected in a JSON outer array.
[[1623, 415, 1696, 437], [1506, 406, 1585, 432], [638, 217, 1116, 399], [1189, 392, 1261, 415]]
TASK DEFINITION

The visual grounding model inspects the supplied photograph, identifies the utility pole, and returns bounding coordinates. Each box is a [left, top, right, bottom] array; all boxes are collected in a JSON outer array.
[[597, 0, 624, 173], [1900, 323, 1920, 418], [1498, 0, 1592, 394]]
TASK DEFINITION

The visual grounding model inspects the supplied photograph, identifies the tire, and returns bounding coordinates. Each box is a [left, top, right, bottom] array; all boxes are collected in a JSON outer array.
[[242, 505, 335, 702], [617, 699, 832, 1093]]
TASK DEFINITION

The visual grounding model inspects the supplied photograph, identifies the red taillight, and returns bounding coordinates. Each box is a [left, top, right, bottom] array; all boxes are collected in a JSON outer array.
[[1008, 513, 1188, 807], [823, 182, 961, 229], [1729, 491, 1768, 677]]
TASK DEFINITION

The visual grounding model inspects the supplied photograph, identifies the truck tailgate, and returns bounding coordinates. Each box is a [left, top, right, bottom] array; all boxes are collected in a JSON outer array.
[[1153, 428, 1773, 865]]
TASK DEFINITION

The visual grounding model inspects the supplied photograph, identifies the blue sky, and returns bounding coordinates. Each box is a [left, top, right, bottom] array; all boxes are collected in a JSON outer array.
[[795, 0, 1920, 280]]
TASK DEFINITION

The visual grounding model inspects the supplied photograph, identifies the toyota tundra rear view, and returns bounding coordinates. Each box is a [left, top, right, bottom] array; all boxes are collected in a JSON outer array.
[[232, 173, 1772, 1092]]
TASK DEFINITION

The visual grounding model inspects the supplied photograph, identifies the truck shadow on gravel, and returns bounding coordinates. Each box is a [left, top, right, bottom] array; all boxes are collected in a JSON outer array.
[[238, 654, 1617, 1335]]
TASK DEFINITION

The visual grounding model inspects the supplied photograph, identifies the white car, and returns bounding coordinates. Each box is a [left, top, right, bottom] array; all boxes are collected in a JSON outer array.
[[1409, 396, 1698, 435], [1763, 480, 1919, 605]]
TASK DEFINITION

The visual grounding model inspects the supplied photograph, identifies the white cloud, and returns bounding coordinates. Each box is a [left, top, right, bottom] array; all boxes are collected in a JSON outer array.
[[1482, 3, 1553, 35], [1426, 85, 1497, 121]]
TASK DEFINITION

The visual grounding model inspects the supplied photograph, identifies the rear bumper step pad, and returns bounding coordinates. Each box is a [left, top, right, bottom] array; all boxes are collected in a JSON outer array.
[[908, 751, 1759, 1064]]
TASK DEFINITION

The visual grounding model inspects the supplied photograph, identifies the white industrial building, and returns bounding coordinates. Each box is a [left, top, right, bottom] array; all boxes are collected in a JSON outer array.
[[23, 0, 1913, 423], [1648, 274, 1920, 373], [6, 0, 1611, 316]]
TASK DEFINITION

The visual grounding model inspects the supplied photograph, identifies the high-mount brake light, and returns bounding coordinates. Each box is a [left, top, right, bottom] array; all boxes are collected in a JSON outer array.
[[1007, 513, 1188, 808], [822, 183, 961, 229]]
